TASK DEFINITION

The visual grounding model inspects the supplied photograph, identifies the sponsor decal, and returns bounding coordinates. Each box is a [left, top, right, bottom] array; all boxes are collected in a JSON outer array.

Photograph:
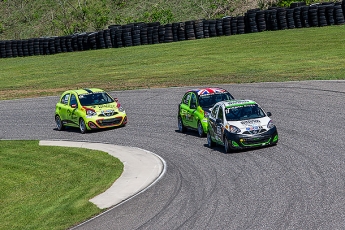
[[241, 120, 260, 125], [101, 109, 115, 116], [245, 124, 263, 134], [245, 125, 261, 131], [225, 103, 255, 111], [97, 104, 116, 108]]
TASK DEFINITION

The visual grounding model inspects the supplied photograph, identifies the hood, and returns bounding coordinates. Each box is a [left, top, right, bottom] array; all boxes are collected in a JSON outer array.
[[83, 102, 120, 115]]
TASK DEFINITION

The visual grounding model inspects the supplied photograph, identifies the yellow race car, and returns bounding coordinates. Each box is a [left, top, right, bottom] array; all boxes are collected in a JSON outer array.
[[55, 88, 127, 134]]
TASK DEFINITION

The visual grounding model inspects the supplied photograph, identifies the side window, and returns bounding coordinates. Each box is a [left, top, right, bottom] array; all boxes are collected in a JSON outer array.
[[183, 93, 191, 105], [211, 105, 219, 118], [61, 94, 70, 105], [190, 93, 197, 108], [218, 106, 223, 122], [69, 94, 77, 107]]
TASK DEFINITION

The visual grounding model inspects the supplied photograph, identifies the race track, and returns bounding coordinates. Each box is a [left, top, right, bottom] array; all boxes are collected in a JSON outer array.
[[1, 80, 345, 230]]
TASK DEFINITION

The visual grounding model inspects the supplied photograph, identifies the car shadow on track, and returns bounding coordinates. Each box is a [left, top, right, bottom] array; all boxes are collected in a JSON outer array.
[[174, 129, 202, 138], [202, 143, 277, 154], [53, 126, 123, 134]]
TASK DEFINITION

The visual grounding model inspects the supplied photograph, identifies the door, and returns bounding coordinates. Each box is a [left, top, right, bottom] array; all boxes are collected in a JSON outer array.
[[187, 92, 198, 129], [179, 92, 192, 127], [57, 93, 70, 122], [215, 106, 224, 143], [68, 93, 79, 126], [208, 104, 219, 139]]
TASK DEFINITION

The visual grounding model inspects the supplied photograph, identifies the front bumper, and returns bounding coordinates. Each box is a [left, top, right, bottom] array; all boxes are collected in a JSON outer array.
[[225, 127, 278, 149], [87, 115, 127, 130]]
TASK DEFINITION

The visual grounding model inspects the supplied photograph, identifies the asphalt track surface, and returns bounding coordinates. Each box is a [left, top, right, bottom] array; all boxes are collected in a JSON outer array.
[[1, 80, 345, 230]]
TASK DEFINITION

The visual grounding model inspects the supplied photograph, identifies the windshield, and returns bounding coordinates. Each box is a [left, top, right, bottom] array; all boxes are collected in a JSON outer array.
[[198, 93, 234, 108], [78, 92, 114, 106], [225, 104, 266, 121]]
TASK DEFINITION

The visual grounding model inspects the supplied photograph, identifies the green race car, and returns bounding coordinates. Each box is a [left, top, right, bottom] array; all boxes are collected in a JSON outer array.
[[178, 87, 234, 137], [55, 88, 127, 134]]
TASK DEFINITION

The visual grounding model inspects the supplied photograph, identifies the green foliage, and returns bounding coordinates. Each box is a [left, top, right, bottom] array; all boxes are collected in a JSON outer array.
[[51, 0, 110, 35], [275, 0, 295, 7], [275, 0, 326, 7], [0, 22, 4, 34], [112, 0, 127, 8], [140, 5, 175, 24], [0, 0, 276, 40]]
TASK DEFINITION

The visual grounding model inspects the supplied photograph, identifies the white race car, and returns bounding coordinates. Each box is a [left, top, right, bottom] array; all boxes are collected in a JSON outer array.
[[207, 99, 278, 153]]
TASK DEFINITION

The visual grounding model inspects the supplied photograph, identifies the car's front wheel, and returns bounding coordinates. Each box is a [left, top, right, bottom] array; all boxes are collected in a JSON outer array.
[[79, 118, 87, 134], [224, 136, 231, 153], [178, 116, 186, 133], [207, 131, 215, 148], [55, 115, 64, 131], [197, 121, 205, 137]]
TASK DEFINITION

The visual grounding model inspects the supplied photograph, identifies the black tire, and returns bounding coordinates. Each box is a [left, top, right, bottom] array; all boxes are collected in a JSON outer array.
[[79, 118, 87, 134], [197, 121, 205, 137], [55, 115, 64, 131], [207, 131, 215, 148], [224, 136, 231, 153], [178, 116, 186, 133]]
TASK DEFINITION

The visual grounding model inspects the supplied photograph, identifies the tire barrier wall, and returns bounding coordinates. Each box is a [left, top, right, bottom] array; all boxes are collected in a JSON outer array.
[[1, 1, 345, 58]]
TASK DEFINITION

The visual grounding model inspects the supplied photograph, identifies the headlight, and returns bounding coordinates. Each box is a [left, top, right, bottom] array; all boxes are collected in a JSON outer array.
[[267, 120, 275, 129], [118, 105, 125, 112], [86, 109, 97, 116], [228, 125, 241, 133], [116, 103, 125, 112]]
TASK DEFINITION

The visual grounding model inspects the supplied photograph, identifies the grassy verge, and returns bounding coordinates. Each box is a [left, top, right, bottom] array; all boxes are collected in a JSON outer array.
[[0, 140, 123, 230], [1, 25, 345, 100]]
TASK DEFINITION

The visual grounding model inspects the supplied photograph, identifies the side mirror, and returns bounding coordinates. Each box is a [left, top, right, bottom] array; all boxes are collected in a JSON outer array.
[[266, 112, 272, 117], [113, 97, 119, 102], [216, 118, 222, 124]]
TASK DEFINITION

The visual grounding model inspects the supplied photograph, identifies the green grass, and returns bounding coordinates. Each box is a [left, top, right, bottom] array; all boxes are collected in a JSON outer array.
[[0, 140, 124, 230], [1, 25, 345, 100]]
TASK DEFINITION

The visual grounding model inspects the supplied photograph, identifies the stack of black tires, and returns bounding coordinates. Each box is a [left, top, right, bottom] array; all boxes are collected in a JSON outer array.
[[1, 1, 345, 58]]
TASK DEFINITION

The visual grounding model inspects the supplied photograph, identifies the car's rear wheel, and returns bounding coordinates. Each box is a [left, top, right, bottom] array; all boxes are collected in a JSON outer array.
[[55, 115, 64, 131], [207, 131, 215, 148], [178, 116, 186, 133], [197, 121, 205, 137], [79, 118, 87, 134], [224, 136, 231, 153]]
